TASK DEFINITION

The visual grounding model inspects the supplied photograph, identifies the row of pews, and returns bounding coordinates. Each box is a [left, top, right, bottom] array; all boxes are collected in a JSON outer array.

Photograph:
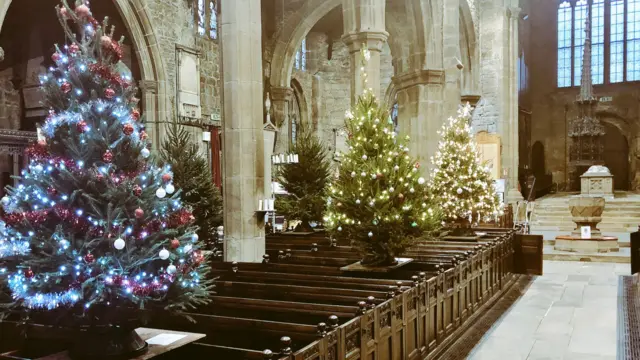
[[153, 227, 519, 359], [0, 228, 528, 360]]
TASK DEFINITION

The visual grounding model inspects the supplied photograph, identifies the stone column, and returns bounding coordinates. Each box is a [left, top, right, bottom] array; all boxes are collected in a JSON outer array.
[[478, 0, 523, 203], [506, 6, 523, 202], [220, 0, 265, 262], [341, 0, 389, 104], [393, 69, 446, 176], [443, 0, 462, 116], [271, 86, 294, 154], [312, 75, 322, 131]]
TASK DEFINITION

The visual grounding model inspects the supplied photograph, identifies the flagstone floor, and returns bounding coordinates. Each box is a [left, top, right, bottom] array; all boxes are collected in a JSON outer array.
[[468, 260, 627, 360]]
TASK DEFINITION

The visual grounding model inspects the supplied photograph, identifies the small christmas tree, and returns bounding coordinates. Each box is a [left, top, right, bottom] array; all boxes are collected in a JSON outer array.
[[324, 83, 441, 265], [429, 104, 502, 231], [275, 123, 331, 232], [0, 0, 212, 341], [161, 122, 223, 247]]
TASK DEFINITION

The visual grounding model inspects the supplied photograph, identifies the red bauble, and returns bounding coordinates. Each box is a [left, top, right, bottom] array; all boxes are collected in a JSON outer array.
[[414, 162, 420, 169], [103, 150, 113, 163], [131, 109, 140, 121], [37, 140, 46, 147], [376, 173, 383, 179], [74, 4, 91, 18], [61, 82, 71, 93], [105, 88, 115, 99], [76, 120, 87, 133], [139, 131, 148, 140], [84, 253, 95, 263], [170, 239, 180, 249], [134, 208, 144, 219], [52, 52, 61, 63], [123, 123, 134, 136], [192, 251, 204, 266], [133, 185, 142, 197], [162, 173, 172, 182], [47, 186, 58, 196], [69, 43, 80, 54], [24, 268, 34, 278]]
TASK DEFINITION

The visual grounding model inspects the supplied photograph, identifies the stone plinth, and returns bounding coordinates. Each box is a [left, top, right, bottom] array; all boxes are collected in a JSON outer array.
[[554, 236, 619, 253], [581, 165, 614, 200], [554, 195, 619, 253], [568, 196, 605, 238]]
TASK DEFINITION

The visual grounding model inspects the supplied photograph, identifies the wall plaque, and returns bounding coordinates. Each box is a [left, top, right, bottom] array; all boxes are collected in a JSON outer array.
[[176, 45, 201, 119]]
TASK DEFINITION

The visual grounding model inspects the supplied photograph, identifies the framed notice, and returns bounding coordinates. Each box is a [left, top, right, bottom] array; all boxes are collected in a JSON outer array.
[[475, 131, 502, 180], [581, 226, 591, 239]]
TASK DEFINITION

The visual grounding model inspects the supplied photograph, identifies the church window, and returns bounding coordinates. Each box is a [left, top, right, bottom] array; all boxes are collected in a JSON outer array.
[[197, 0, 217, 40], [294, 39, 307, 71], [557, 0, 640, 86]]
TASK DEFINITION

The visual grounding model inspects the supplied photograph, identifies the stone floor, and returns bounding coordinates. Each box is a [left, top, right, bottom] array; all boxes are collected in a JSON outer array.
[[468, 260, 628, 360]]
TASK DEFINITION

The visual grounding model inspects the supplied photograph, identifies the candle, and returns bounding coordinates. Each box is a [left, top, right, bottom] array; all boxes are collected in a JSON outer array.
[[258, 200, 263, 211]]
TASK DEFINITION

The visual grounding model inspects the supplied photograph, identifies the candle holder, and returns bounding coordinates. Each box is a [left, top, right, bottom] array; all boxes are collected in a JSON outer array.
[[272, 153, 299, 165]]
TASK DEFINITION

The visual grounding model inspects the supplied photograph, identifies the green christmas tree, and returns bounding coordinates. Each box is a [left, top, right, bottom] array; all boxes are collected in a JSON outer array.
[[0, 0, 213, 336], [161, 122, 223, 246], [275, 123, 331, 232], [429, 104, 502, 229], [324, 88, 441, 266]]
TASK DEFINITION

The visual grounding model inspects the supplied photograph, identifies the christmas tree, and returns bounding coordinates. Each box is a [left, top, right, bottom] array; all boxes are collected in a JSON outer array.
[[0, 0, 212, 324], [275, 123, 331, 232], [161, 122, 222, 247], [429, 104, 502, 229], [324, 50, 441, 265]]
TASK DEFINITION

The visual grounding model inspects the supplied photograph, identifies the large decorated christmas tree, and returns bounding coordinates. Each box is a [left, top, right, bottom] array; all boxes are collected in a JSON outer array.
[[324, 52, 441, 265], [0, 0, 212, 332], [429, 104, 502, 228]]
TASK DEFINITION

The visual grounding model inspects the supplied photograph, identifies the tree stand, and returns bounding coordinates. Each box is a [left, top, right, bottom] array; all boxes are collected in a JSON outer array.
[[69, 327, 148, 360]]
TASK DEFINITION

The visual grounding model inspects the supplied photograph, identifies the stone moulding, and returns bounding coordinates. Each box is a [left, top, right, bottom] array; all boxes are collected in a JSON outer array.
[[392, 69, 446, 91]]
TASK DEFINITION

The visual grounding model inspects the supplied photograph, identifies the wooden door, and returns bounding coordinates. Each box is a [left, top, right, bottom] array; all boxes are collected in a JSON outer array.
[[513, 234, 543, 275]]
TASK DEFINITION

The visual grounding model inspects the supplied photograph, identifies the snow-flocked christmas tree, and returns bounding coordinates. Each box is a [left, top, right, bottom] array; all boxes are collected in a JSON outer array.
[[0, 1, 212, 321], [429, 104, 502, 228], [324, 48, 441, 266]]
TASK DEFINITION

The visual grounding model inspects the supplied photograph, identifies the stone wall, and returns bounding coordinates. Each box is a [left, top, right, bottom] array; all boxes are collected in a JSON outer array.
[[527, 0, 640, 189]]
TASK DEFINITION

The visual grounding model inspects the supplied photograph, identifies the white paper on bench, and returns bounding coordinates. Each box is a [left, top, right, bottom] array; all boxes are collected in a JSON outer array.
[[146, 333, 187, 346]]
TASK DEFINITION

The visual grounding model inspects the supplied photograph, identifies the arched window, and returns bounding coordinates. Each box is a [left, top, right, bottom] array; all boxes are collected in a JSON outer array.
[[294, 38, 307, 71], [290, 92, 302, 148], [558, 0, 640, 87], [196, 0, 218, 40]]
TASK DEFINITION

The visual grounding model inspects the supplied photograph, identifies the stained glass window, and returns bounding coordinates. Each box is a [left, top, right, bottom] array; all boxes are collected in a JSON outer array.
[[574, 0, 588, 86], [592, 0, 605, 84], [558, 0, 640, 86], [196, 0, 217, 40], [294, 39, 307, 71], [611, 0, 625, 82], [558, 1, 573, 87], [628, 0, 640, 80]]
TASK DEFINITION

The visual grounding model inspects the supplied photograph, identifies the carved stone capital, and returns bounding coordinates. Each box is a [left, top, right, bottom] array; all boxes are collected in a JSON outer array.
[[341, 31, 389, 53], [507, 7, 522, 19], [392, 69, 446, 91], [139, 80, 159, 94], [270, 86, 294, 102]]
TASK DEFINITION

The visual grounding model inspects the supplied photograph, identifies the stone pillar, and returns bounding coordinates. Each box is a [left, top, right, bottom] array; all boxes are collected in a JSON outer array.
[[506, 7, 523, 202], [139, 80, 160, 150], [220, 0, 265, 262], [341, 0, 389, 104], [271, 86, 294, 154], [442, 0, 461, 117], [478, 0, 522, 203], [393, 69, 446, 176]]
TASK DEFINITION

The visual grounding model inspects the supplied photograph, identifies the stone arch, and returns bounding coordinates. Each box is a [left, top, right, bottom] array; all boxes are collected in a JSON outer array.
[[270, 0, 342, 89], [0, 0, 168, 147]]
